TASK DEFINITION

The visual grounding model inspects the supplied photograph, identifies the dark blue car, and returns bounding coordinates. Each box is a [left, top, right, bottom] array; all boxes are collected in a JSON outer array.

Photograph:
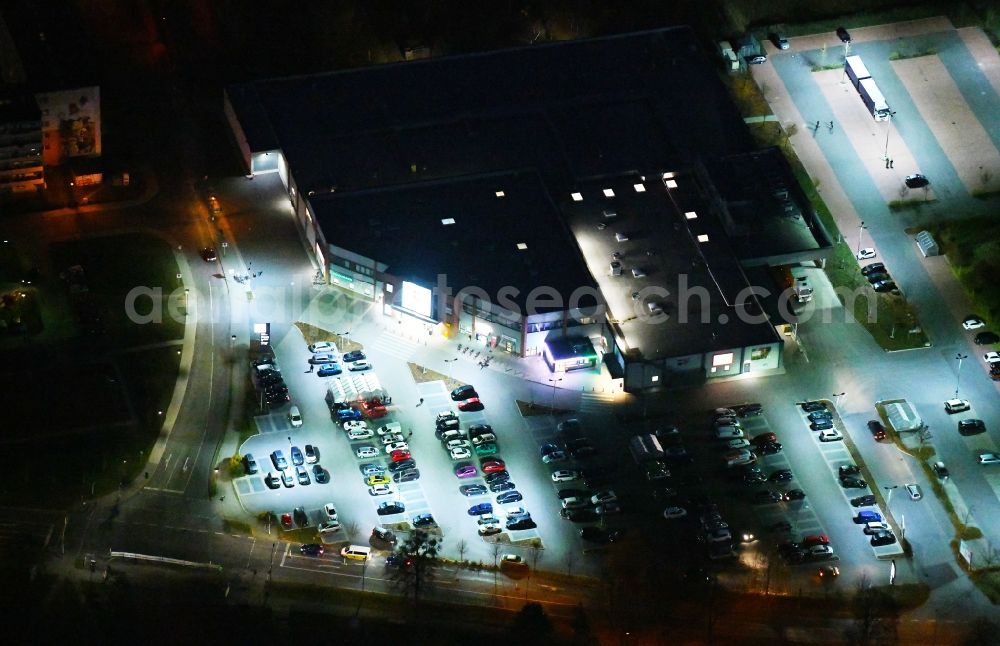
[[336, 408, 362, 422], [496, 491, 523, 504], [317, 364, 342, 377], [342, 350, 366, 363], [468, 502, 494, 516]]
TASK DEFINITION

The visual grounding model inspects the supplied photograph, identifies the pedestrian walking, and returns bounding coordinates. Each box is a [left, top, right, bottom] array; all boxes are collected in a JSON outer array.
[[417, 398, 424, 407], [306, 364, 314, 373], [815, 120, 820, 130], [890, 159, 894, 168], [828, 121, 834, 132], [885, 158, 890, 169]]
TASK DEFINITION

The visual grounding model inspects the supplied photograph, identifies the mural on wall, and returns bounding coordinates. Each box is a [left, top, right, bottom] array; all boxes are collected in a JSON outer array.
[[36, 87, 102, 166]]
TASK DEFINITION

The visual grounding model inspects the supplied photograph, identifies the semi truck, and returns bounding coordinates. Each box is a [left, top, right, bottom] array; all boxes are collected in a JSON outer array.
[[844, 55, 892, 121], [844, 55, 871, 91]]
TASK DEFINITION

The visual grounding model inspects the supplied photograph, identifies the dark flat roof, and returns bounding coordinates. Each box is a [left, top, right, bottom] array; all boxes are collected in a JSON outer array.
[[227, 27, 755, 194], [313, 172, 597, 313]]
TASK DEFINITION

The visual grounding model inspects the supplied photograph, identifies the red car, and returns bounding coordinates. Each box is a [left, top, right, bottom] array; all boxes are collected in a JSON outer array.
[[752, 432, 777, 445], [458, 397, 485, 412], [481, 458, 506, 473], [280, 513, 293, 529], [801, 534, 829, 548], [390, 450, 412, 462]]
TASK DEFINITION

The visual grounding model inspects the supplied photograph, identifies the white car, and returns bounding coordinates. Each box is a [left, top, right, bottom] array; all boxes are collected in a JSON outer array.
[[963, 316, 985, 330], [356, 446, 379, 459], [288, 405, 303, 428], [856, 248, 876, 260], [446, 439, 471, 450], [984, 351, 1000, 364], [551, 470, 579, 483], [323, 503, 338, 521], [905, 484, 922, 500], [347, 428, 375, 440], [663, 506, 687, 519], [385, 441, 409, 453], [977, 453, 1000, 465], [591, 490, 617, 505], [724, 438, 750, 450], [381, 434, 405, 445], [471, 433, 497, 446], [450, 447, 472, 460], [369, 483, 393, 496], [318, 520, 341, 535], [376, 423, 402, 436], [944, 399, 971, 414], [343, 420, 369, 432], [818, 429, 843, 442], [308, 341, 337, 353], [349, 360, 372, 371]]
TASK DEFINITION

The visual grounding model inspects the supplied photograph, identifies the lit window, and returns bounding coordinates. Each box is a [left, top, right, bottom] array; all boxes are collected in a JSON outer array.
[[516, 242, 528, 250], [685, 211, 698, 220], [603, 188, 615, 198], [712, 352, 734, 367], [697, 234, 709, 243], [633, 183, 646, 193], [441, 218, 456, 225], [385, 284, 394, 292], [571, 192, 583, 202], [651, 375, 659, 382], [664, 179, 678, 189], [495, 190, 505, 198]]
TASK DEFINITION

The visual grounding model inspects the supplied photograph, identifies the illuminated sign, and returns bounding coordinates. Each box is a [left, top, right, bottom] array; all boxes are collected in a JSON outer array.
[[401, 281, 433, 318], [712, 352, 734, 367], [330, 270, 353, 283]]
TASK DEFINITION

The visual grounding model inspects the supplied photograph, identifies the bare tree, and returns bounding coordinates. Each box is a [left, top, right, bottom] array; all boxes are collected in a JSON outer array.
[[388, 530, 441, 605], [844, 573, 899, 645], [564, 550, 577, 576], [456, 538, 468, 565], [526, 540, 543, 597], [491, 541, 503, 600]]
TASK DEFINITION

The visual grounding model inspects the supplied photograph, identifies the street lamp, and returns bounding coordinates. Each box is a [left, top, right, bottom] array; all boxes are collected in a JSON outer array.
[[954, 353, 969, 399], [884, 484, 899, 509], [444, 357, 457, 380], [833, 392, 846, 409], [548, 375, 564, 414], [881, 111, 898, 161], [339, 330, 351, 348], [856, 221, 867, 257]]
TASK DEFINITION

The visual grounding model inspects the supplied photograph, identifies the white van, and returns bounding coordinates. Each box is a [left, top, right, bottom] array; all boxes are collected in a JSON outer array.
[[340, 545, 371, 561]]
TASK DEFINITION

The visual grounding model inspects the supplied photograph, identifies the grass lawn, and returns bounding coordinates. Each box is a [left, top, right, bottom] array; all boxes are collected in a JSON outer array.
[[921, 216, 1000, 327], [49, 233, 184, 345], [0, 345, 180, 507]]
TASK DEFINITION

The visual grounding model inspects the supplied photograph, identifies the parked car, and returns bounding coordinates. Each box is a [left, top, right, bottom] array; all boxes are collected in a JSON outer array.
[[458, 397, 484, 412], [734, 403, 763, 417], [932, 461, 949, 479], [468, 502, 494, 516], [451, 384, 478, 400], [800, 400, 828, 412], [855, 511, 882, 524], [478, 525, 502, 536], [489, 480, 516, 493], [496, 491, 523, 505], [460, 484, 488, 496], [851, 494, 877, 507], [819, 429, 843, 442], [906, 484, 922, 500], [309, 353, 338, 364], [378, 500, 405, 515], [312, 465, 329, 484], [841, 476, 867, 489], [349, 360, 372, 371], [542, 450, 567, 464], [295, 465, 310, 485], [836, 26, 851, 42], [308, 341, 337, 353], [388, 458, 416, 473], [560, 508, 599, 523], [390, 450, 412, 462], [393, 469, 420, 483], [783, 489, 806, 501], [945, 399, 971, 413], [904, 173, 929, 188], [243, 454, 259, 475], [450, 447, 473, 460], [369, 483, 392, 496], [348, 428, 375, 440], [870, 530, 897, 546], [481, 459, 506, 473], [959, 419, 986, 436], [551, 469, 579, 483], [810, 419, 834, 431], [978, 453, 1000, 465], [768, 469, 793, 483], [770, 32, 789, 49], [752, 489, 783, 505], [300, 543, 324, 556], [856, 248, 876, 260], [757, 441, 783, 455], [455, 465, 478, 479], [361, 463, 385, 476], [317, 364, 342, 377], [280, 470, 294, 488], [974, 331, 999, 345], [304, 444, 319, 463], [356, 446, 379, 459], [412, 513, 436, 528], [807, 411, 832, 422], [264, 472, 280, 489]]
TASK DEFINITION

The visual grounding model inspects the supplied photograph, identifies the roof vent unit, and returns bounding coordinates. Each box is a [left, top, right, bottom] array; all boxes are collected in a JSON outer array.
[[616, 232, 629, 242], [602, 210, 617, 219]]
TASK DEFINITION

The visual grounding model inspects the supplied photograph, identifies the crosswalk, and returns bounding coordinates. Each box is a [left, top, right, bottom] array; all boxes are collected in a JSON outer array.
[[579, 391, 617, 414], [367, 330, 420, 361]]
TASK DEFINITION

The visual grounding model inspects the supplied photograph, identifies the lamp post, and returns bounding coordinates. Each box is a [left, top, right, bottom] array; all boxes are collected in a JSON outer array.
[[833, 392, 846, 409], [881, 111, 898, 161], [444, 357, 457, 380], [548, 375, 564, 415], [884, 484, 899, 510], [340, 330, 351, 349], [954, 353, 969, 399], [856, 221, 867, 257]]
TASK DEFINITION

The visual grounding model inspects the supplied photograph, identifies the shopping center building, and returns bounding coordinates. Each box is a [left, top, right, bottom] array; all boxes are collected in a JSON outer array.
[[224, 27, 833, 391]]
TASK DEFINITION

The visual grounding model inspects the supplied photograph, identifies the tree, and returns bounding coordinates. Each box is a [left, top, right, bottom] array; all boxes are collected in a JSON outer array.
[[490, 541, 503, 599], [456, 538, 468, 564], [509, 602, 552, 643], [388, 530, 440, 604], [844, 574, 899, 645]]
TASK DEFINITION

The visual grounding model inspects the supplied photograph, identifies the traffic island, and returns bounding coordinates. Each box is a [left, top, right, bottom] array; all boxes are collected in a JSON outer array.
[[406, 361, 465, 391], [293, 321, 363, 353]]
